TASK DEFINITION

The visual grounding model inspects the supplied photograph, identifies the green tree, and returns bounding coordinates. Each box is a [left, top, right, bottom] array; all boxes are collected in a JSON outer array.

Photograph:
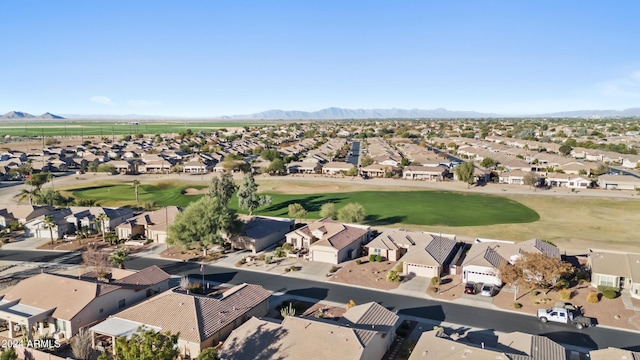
[[267, 158, 286, 175], [114, 327, 179, 360], [95, 213, 109, 238], [168, 196, 235, 249], [320, 202, 338, 220], [0, 347, 17, 360], [88, 162, 99, 173], [337, 203, 366, 223], [97, 164, 116, 173], [207, 172, 237, 206], [360, 156, 374, 167], [558, 144, 573, 156], [196, 348, 219, 360], [109, 248, 131, 269], [71, 328, 94, 360], [34, 189, 69, 207], [132, 180, 141, 206], [42, 215, 56, 245], [237, 173, 271, 215], [17, 188, 39, 205], [522, 172, 539, 190], [345, 166, 358, 176], [26, 172, 50, 190], [386, 270, 401, 283], [288, 203, 307, 223], [260, 148, 280, 161], [479, 157, 497, 169], [454, 161, 475, 187]]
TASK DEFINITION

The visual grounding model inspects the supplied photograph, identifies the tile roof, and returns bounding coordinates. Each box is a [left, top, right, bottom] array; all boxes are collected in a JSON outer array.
[[498, 332, 566, 360], [296, 218, 369, 251], [590, 347, 640, 360], [115, 283, 270, 343]]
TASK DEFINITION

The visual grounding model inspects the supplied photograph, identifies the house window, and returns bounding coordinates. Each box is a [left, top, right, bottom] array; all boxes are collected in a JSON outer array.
[[373, 248, 381, 255], [118, 299, 126, 308], [599, 275, 616, 288]]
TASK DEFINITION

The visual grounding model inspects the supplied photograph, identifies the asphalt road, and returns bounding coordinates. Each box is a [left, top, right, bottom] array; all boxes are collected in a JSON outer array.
[[3, 250, 635, 351]]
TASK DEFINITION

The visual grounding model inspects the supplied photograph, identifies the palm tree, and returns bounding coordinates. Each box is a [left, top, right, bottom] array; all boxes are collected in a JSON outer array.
[[95, 213, 108, 239], [132, 180, 141, 206], [18, 188, 38, 205], [109, 248, 130, 269], [42, 215, 57, 245]]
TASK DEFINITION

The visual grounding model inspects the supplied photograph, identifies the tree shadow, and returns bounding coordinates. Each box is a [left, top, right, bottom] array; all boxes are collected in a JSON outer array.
[[158, 261, 201, 274], [261, 195, 347, 216], [459, 328, 499, 349], [365, 214, 406, 226]]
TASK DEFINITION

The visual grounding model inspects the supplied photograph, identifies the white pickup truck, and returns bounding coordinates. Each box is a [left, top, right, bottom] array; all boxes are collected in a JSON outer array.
[[536, 305, 595, 329]]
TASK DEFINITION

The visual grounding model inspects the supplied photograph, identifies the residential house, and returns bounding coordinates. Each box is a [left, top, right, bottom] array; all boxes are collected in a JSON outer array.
[[110, 160, 134, 174], [359, 164, 399, 178], [498, 170, 528, 185], [402, 165, 449, 181], [286, 161, 320, 174], [409, 330, 568, 360], [229, 215, 294, 253], [365, 230, 459, 278], [0, 266, 170, 341], [23, 208, 75, 239], [219, 302, 400, 360], [65, 207, 135, 233], [90, 283, 270, 358], [0, 205, 55, 228], [590, 347, 640, 360], [598, 174, 640, 190], [182, 160, 208, 174], [588, 249, 640, 299], [116, 206, 182, 243], [321, 161, 354, 175], [462, 238, 560, 286], [285, 218, 370, 264]]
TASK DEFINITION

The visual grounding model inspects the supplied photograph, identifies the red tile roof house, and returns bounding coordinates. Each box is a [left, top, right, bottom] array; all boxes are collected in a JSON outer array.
[[0, 266, 170, 342], [89, 283, 271, 358], [219, 301, 400, 360], [285, 218, 371, 264]]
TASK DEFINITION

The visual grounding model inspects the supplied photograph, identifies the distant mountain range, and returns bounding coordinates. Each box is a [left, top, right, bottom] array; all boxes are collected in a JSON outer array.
[[3, 107, 640, 120], [0, 111, 64, 120]]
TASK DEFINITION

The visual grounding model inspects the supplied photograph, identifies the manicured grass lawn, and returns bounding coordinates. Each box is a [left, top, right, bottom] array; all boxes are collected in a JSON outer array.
[[71, 183, 539, 226]]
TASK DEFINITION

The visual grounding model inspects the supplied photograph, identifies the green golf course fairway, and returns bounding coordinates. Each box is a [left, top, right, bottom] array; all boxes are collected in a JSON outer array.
[[71, 183, 539, 227]]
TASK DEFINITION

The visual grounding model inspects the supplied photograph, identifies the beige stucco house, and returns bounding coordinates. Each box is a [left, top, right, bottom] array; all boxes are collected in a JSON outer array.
[[229, 215, 294, 253], [219, 302, 399, 360], [116, 206, 182, 243], [91, 283, 271, 358], [588, 249, 640, 299], [0, 266, 170, 341], [285, 218, 370, 264]]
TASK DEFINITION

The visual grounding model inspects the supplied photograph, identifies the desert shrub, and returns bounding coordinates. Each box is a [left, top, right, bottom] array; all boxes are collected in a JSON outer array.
[[530, 290, 540, 296], [559, 289, 572, 300], [288, 266, 300, 272], [369, 254, 376, 262], [602, 289, 619, 299], [355, 259, 362, 265], [431, 276, 441, 286], [285, 267, 291, 272], [430, 287, 439, 293], [395, 261, 403, 272], [265, 256, 273, 264], [387, 270, 401, 283], [346, 300, 356, 310], [273, 247, 286, 258], [554, 278, 570, 289], [586, 291, 600, 303], [235, 258, 246, 267], [574, 268, 591, 283], [282, 242, 292, 251], [257, 254, 266, 261], [513, 303, 523, 309], [329, 265, 339, 273], [375, 255, 383, 262]]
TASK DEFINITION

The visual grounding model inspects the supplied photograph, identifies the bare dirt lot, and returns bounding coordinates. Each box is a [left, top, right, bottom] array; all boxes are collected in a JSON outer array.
[[330, 257, 402, 290]]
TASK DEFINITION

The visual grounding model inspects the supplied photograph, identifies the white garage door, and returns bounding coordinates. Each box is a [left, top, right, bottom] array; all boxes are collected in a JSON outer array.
[[466, 271, 501, 286], [312, 250, 337, 264], [406, 263, 437, 278]]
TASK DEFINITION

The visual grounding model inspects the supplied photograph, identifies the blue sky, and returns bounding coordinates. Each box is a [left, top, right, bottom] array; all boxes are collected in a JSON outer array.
[[1, 1, 639, 117]]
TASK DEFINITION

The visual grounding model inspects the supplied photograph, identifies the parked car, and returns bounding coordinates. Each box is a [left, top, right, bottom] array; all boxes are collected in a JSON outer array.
[[480, 284, 496, 297], [537, 304, 595, 329], [464, 282, 477, 295]]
